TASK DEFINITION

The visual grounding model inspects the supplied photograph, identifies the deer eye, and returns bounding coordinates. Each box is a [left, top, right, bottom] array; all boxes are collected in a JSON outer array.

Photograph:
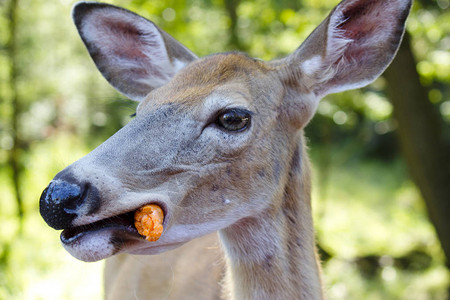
[[216, 109, 251, 132]]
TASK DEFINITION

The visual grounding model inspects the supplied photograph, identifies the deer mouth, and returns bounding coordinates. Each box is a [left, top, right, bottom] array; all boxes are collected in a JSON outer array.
[[59, 204, 178, 262], [60, 211, 140, 244], [61, 202, 168, 245], [59, 210, 149, 262]]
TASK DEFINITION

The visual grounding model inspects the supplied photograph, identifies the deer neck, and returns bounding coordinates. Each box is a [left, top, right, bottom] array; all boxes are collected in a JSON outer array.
[[218, 135, 323, 300]]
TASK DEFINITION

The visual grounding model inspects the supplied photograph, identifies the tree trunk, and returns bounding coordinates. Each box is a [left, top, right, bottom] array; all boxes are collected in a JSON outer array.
[[223, 0, 244, 50], [384, 33, 450, 273], [6, 0, 24, 226]]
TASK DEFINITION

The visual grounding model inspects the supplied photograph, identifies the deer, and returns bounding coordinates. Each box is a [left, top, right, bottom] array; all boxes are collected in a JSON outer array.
[[39, 0, 411, 299]]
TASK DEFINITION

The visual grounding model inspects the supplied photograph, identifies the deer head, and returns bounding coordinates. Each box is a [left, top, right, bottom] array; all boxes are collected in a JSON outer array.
[[40, 0, 411, 263]]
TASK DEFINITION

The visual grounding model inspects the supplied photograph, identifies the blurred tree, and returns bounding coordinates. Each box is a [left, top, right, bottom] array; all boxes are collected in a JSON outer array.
[[385, 32, 450, 275], [5, 0, 24, 226], [224, 0, 243, 49]]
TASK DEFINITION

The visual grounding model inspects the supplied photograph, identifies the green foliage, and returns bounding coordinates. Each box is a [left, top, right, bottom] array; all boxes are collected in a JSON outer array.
[[0, 0, 448, 298], [310, 144, 449, 299]]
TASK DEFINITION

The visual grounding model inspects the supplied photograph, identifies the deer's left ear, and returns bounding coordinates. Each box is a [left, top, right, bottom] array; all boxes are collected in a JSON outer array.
[[283, 0, 412, 98], [72, 2, 198, 101]]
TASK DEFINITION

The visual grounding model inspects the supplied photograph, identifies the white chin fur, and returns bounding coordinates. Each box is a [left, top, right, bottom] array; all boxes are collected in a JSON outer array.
[[60, 222, 219, 262], [62, 230, 116, 262], [61, 229, 186, 262]]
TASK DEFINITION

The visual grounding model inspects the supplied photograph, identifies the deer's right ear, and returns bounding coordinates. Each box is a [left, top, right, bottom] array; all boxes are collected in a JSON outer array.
[[282, 0, 411, 99], [72, 2, 197, 101]]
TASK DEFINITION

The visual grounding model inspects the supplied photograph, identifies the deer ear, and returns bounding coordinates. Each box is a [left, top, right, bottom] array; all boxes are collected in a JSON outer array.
[[285, 0, 411, 98], [72, 2, 198, 101]]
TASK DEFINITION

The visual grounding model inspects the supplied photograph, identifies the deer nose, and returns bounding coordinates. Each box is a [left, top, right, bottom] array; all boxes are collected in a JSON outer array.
[[39, 180, 83, 230]]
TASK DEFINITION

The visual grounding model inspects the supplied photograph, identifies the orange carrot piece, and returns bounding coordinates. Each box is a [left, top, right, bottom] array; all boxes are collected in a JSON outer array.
[[134, 204, 164, 242]]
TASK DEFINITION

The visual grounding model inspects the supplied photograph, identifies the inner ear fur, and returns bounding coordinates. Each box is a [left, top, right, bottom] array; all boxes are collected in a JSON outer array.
[[283, 0, 412, 98], [72, 2, 197, 101]]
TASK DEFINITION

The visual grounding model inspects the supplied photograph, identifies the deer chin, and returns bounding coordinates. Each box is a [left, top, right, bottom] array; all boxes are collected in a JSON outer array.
[[60, 214, 138, 262], [61, 227, 133, 262], [59, 206, 176, 262], [61, 225, 185, 262]]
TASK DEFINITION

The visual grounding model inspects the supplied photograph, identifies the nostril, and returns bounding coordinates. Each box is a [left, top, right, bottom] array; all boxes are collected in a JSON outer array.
[[40, 180, 83, 230]]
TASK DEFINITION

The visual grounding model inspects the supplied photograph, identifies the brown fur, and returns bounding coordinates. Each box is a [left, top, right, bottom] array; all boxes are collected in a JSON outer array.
[[139, 53, 272, 109]]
